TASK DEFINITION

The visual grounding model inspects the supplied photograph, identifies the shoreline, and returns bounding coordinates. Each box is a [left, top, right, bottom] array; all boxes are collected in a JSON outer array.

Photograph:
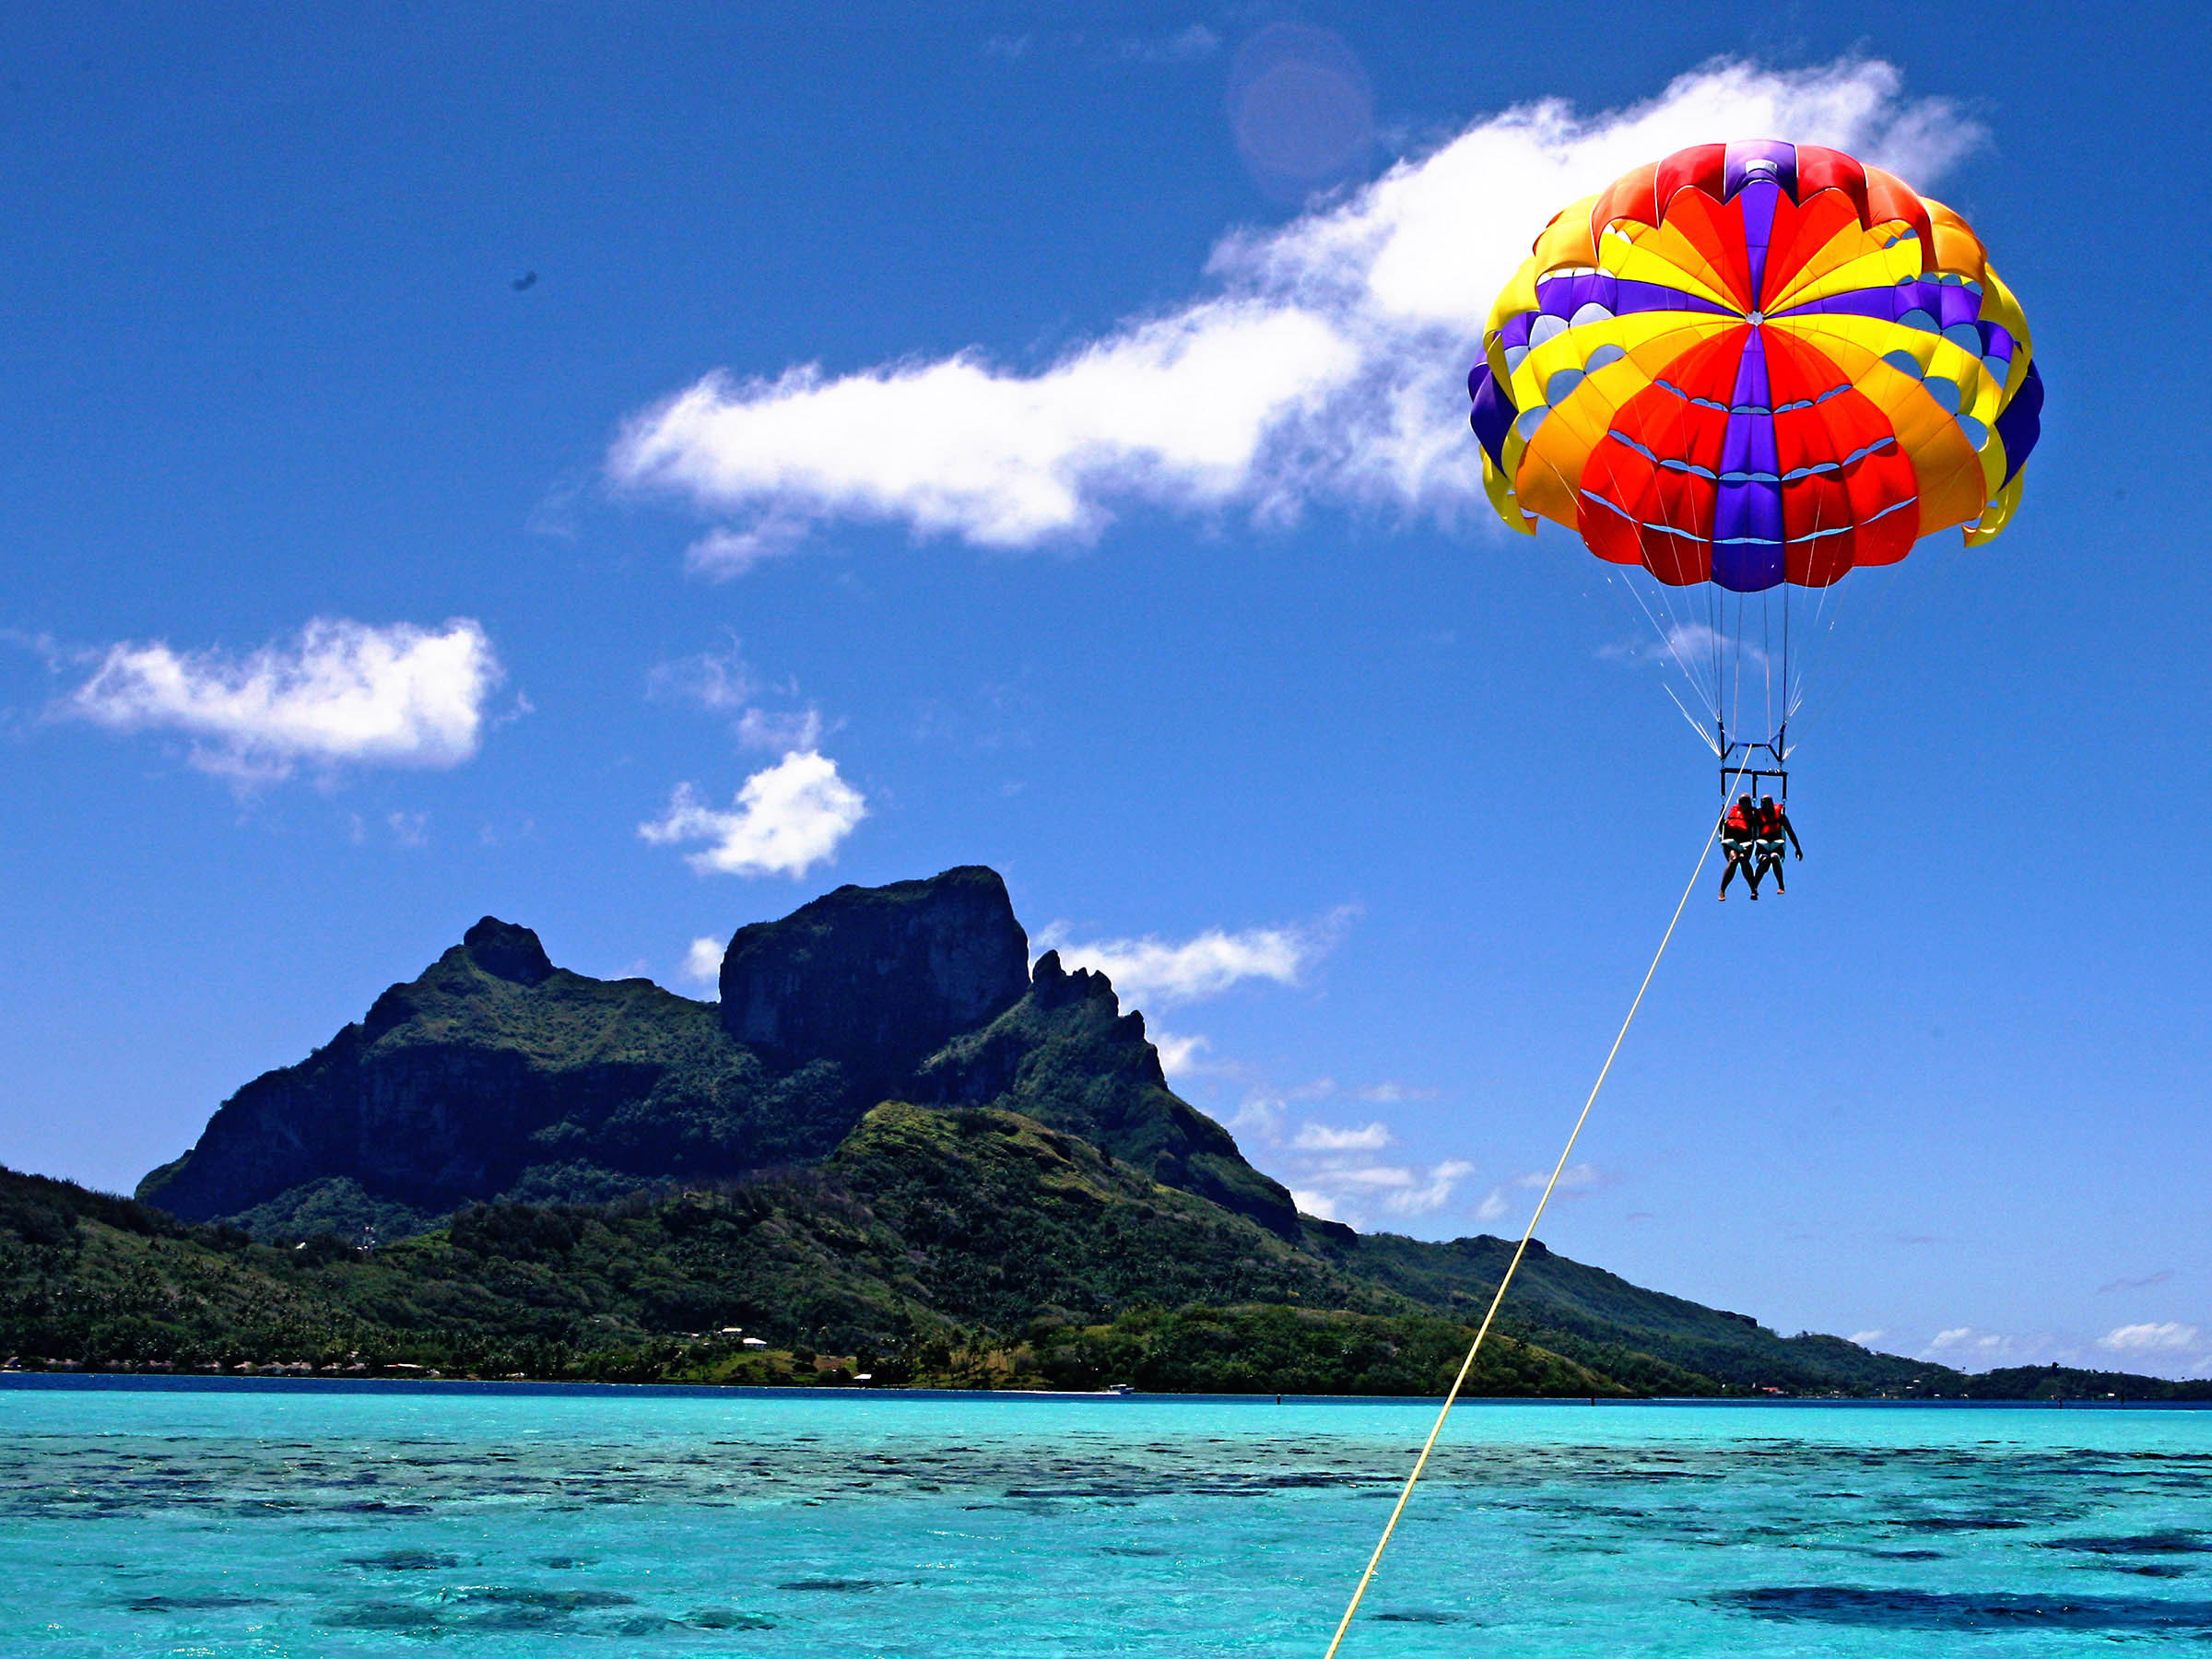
[[6, 1371, 2209, 1408]]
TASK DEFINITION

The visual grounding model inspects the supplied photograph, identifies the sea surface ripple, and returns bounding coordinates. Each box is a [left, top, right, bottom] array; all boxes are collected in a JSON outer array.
[[4, 1379, 2209, 1655]]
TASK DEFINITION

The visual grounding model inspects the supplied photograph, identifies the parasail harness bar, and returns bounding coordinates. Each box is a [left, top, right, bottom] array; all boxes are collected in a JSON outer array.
[[1717, 719, 1787, 803]]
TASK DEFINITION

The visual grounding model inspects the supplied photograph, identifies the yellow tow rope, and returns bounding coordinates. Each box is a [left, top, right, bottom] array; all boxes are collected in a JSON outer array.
[[1320, 811, 1726, 1656]]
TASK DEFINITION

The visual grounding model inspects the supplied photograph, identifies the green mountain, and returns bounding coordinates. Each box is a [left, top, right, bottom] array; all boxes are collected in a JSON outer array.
[[4, 865, 2179, 1399], [136, 868, 1296, 1239], [6, 1140, 2207, 1399]]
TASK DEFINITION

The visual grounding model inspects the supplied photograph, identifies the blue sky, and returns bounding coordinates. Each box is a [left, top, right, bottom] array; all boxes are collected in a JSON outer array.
[[5, 3, 2207, 1376]]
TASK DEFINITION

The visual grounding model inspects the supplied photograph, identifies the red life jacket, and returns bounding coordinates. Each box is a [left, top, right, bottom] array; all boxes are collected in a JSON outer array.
[[1758, 802, 1784, 836], [1725, 802, 1754, 836]]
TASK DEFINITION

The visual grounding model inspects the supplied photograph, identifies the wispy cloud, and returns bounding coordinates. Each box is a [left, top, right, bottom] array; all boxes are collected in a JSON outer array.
[[1922, 1326, 2085, 1369], [1115, 24, 1220, 63], [1925, 1326, 2018, 1361], [1603, 620, 1767, 674], [648, 639, 828, 751], [979, 25, 1219, 66], [1847, 1329, 1888, 1347], [1358, 1081, 1438, 1103], [63, 618, 502, 784], [1517, 1161, 1603, 1193], [735, 706, 824, 751], [685, 517, 811, 579], [1913, 1322, 2211, 1378], [1227, 1086, 1472, 1230], [2100, 1322, 2202, 1355], [647, 642, 756, 712], [1291, 1157, 1476, 1224], [347, 810, 435, 849], [1292, 1121, 1393, 1153], [639, 750, 866, 877], [1038, 906, 1354, 1008], [608, 59, 1978, 557], [1386, 1159, 1475, 1216]]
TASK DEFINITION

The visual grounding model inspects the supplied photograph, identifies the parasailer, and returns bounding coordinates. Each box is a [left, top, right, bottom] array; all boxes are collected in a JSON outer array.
[[1465, 138, 2042, 844], [1754, 794, 1802, 893], [1718, 794, 1758, 900]]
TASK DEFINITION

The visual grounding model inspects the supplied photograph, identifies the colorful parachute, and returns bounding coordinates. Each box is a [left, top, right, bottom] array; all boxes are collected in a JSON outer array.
[[1467, 140, 2041, 592]]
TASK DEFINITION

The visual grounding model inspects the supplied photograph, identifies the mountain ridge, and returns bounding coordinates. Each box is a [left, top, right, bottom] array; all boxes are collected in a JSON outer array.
[[9, 1148, 2208, 1399], [31, 865, 2155, 1399], [136, 867, 1298, 1239]]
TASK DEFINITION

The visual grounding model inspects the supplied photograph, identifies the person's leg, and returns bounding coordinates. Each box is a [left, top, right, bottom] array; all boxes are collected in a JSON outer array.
[[1760, 841, 1785, 893], [1720, 846, 1742, 897]]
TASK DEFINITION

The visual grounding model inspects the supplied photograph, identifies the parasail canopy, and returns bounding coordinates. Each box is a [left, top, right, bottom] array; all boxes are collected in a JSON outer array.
[[1467, 140, 2042, 593]]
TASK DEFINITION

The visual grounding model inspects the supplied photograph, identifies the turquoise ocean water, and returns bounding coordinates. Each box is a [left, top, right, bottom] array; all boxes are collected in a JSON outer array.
[[4, 1379, 2209, 1655]]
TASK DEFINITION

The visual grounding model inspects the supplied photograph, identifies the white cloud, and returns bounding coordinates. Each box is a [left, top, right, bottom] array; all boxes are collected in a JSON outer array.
[[2100, 1322, 2202, 1355], [1847, 1329, 1888, 1347], [1205, 1061, 1491, 1235], [1038, 905, 1353, 1008], [681, 936, 724, 991], [65, 618, 501, 783], [1908, 1321, 2208, 1381], [1290, 1156, 1477, 1228], [1326, 1165, 1418, 1189], [613, 303, 1358, 547], [1149, 1029, 1213, 1077], [1922, 1326, 2070, 1367], [386, 810, 429, 849], [1290, 1188, 1345, 1223], [608, 59, 1978, 554], [1385, 1159, 1474, 1217], [639, 750, 866, 877], [1476, 1186, 1512, 1223], [1293, 1120, 1393, 1153]]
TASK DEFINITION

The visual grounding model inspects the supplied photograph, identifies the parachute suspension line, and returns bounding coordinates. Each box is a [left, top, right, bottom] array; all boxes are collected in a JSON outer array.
[[1617, 569, 1715, 719], [1760, 591, 1773, 748], [1665, 684, 1721, 755], [1708, 582, 1723, 725], [1730, 591, 1745, 757], [1782, 584, 1792, 765], [1787, 573, 1846, 724], [1317, 807, 1731, 1659]]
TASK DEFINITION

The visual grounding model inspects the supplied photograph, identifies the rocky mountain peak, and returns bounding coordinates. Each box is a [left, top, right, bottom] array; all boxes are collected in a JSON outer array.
[[135, 865, 1297, 1247], [1028, 948, 1120, 1013], [461, 917, 554, 985], [717, 865, 1030, 1076]]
